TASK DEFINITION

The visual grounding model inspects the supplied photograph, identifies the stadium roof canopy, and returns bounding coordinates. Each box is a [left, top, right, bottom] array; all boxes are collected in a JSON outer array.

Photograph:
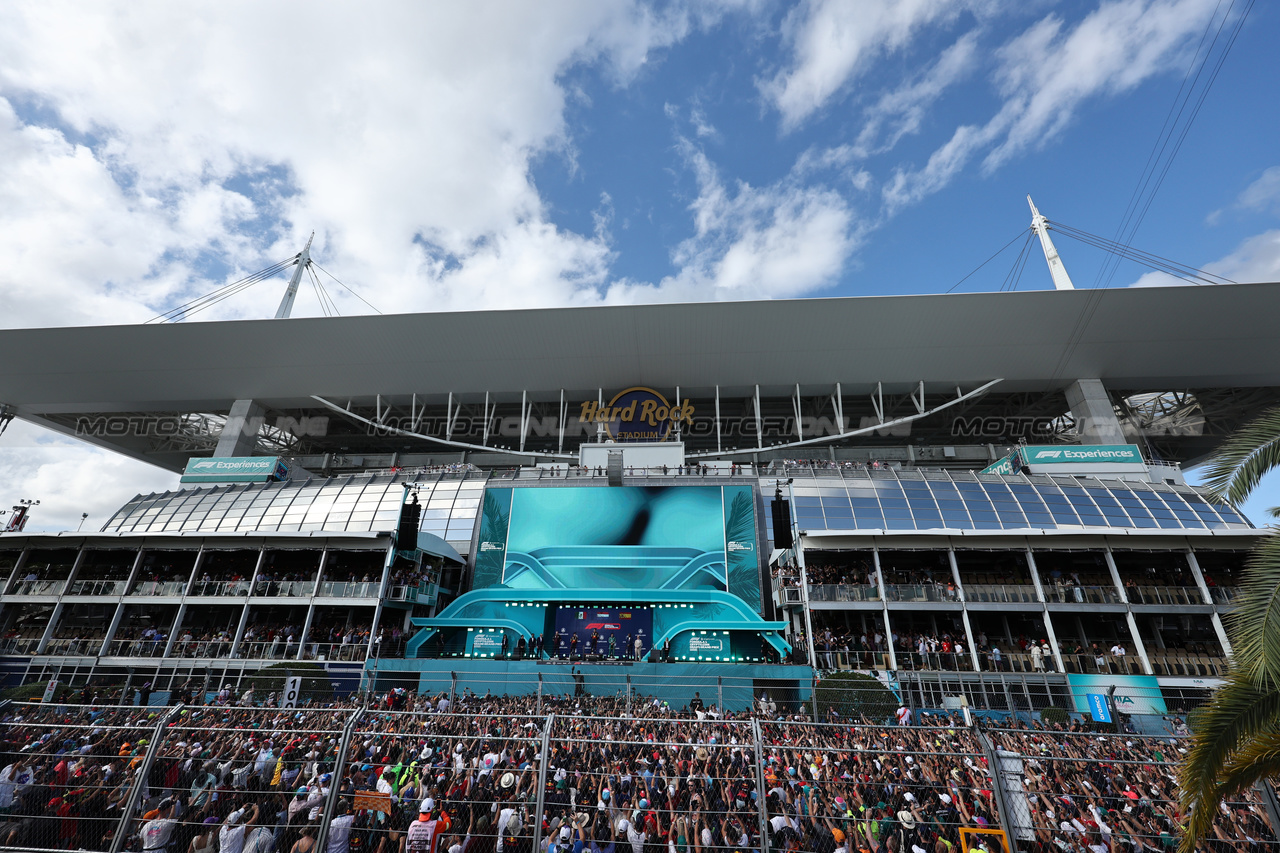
[[0, 281, 1276, 469]]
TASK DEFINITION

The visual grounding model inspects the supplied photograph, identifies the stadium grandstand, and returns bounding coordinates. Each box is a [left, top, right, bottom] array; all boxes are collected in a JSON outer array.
[[0, 247, 1278, 850]]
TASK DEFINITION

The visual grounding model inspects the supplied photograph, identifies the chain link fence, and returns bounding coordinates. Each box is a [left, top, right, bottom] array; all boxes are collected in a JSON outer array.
[[0, 698, 1276, 853]]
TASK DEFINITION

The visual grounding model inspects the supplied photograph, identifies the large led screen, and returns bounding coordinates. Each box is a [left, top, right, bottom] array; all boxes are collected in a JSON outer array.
[[472, 485, 760, 611]]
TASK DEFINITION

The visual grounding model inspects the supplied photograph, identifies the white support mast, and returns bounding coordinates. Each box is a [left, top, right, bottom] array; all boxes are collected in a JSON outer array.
[[1027, 196, 1074, 291], [275, 232, 315, 319]]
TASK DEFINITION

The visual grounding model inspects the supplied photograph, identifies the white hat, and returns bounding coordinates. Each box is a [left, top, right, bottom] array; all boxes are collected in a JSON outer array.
[[420, 798, 435, 813]]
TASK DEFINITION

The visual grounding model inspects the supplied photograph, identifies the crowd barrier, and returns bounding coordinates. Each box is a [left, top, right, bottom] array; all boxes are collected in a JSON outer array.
[[0, 695, 1276, 853]]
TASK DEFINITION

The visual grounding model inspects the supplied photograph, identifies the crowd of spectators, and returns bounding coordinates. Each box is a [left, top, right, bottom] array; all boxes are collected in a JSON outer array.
[[0, 688, 1270, 853]]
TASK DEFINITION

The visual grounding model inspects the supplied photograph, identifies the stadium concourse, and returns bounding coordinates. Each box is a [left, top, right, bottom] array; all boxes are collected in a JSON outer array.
[[0, 688, 1273, 853]]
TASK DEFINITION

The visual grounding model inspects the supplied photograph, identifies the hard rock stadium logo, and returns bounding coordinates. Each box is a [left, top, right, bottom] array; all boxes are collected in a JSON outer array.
[[578, 387, 694, 442]]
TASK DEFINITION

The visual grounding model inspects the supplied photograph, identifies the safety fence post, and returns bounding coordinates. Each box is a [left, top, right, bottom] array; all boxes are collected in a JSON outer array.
[[626, 675, 632, 716], [1255, 781, 1280, 838], [976, 730, 1023, 853], [316, 705, 365, 853], [537, 672, 543, 715], [717, 676, 723, 714], [532, 714, 554, 852], [751, 718, 771, 853], [110, 704, 185, 853], [449, 671, 457, 709]]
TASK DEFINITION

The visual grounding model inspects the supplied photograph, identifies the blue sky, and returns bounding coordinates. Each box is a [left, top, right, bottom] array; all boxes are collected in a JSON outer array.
[[0, 0, 1277, 530]]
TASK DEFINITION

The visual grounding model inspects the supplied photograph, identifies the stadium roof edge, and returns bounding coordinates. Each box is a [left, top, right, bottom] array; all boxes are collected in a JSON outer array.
[[0, 282, 1276, 418]]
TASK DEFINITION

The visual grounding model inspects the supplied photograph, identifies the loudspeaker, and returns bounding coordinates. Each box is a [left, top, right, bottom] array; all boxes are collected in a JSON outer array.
[[397, 499, 421, 550], [771, 497, 793, 549]]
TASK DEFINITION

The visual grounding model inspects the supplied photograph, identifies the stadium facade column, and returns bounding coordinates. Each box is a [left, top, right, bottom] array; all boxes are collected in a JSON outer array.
[[1064, 379, 1127, 445], [947, 546, 983, 671], [229, 547, 266, 657], [872, 545, 897, 670], [1183, 547, 1234, 658], [215, 399, 266, 456], [1104, 548, 1155, 675], [1022, 547, 1066, 673]]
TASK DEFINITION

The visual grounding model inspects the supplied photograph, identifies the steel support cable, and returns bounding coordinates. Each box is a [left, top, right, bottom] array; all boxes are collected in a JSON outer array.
[[1008, 231, 1036, 292], [311, 260, 383, 313], [998, 232, 1035, 292], [314, 265, 341, 316], [945, 230, 1029, 293], [307, 265, 330, 316], [1117, 0, 1254, 276], [307, 264, 339, 316], [145, 257, 297, 322], [1049, 0, 1251, 386], [1095, 0, 1234, 290], [1049, 222, 1235, 285]]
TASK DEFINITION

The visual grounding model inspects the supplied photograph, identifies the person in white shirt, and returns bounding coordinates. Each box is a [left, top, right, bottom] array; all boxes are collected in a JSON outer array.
[[139, 798, 178, 852], [220, 804, 259, 853], [326, 801, 356, 853], [895, 704, 912, 726]]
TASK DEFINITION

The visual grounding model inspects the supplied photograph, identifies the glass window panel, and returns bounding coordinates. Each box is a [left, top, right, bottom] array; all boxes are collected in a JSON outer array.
[[912, 513, 944, 528], [880, 498, 908, 509], [973, 519, 1003, 530], [885, 517, 916, 529], [856, 517, 884, 529]]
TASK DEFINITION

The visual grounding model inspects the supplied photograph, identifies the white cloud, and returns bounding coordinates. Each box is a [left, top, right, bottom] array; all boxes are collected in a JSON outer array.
[[852, 32, 980, 157], [882, 0, 1219, 213], [761, 0, 963, 131], [0, 420, 178, 533], [1130, 228, 1280, 287], [603, 139, 860, 302], [1237, 167, 1280, 213], [0, 2, 720, 329]]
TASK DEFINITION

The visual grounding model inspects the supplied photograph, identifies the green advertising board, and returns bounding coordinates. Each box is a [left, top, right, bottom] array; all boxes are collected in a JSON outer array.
[[980, 454, 1017, 475], [1020, 444, 1142, 465], [180, 456, 288, 483]]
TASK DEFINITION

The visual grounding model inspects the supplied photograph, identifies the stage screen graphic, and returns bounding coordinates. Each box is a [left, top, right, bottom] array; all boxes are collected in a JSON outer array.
[[471, 485, 761, 612], [551, 606, 653, 658]]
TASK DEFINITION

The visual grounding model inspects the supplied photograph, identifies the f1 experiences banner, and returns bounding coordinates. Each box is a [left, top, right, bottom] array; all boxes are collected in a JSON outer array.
[[470, 486, 760, 611]]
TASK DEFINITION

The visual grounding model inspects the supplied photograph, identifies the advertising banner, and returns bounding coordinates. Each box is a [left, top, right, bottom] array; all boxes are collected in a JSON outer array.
[[552, 607, 653, 658], [465, 629, 506, 658], [181, 456, 288, 483], [1067, 674, 1167, 715], [1086, 693, 1112, 723], [1020, 445, 1142, 465], [981, 454, 1017, 476]]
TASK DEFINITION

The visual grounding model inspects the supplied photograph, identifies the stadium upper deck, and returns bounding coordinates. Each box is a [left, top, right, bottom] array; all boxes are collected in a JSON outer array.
[[0, 282, 1277, 471]]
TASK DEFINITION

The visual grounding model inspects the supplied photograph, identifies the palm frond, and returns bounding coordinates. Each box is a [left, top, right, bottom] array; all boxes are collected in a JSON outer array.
[[1178, 674, 1280, 816], [1181, 733, 1280, 853], [1199, 405, 1280, 507], [1220, 535, 1280, 685]]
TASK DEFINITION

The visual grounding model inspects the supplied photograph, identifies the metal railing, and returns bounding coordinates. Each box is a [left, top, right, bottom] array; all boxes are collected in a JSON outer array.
[[252, 579, 317, 596], [127, 579, 187, 596], [67, 579, 126, 596], [0, 697, 1273, 853], [1041, 583, 1123, 604], [806, 583, 881, 602], [962, 583, 1039, 603], [1127, 584, 1205, 605], [883, 582, 960, 602], [316, 580, 380, 597], [8, 579, 66, 596], [1210, 585, 1241, 605], [188, 579, 252, 597]]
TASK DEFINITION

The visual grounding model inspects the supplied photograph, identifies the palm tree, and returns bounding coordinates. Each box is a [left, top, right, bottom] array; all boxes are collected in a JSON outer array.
[[1179, 406, 1280, 851]]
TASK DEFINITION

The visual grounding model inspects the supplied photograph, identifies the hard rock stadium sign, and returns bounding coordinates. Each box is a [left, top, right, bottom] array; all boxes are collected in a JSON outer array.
[[578, 387, 694, 441]]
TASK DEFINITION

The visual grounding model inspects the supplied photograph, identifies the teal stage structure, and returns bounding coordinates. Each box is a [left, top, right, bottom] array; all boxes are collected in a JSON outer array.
[[406, 484, 790, 663], [366, 658, 814, 713]]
